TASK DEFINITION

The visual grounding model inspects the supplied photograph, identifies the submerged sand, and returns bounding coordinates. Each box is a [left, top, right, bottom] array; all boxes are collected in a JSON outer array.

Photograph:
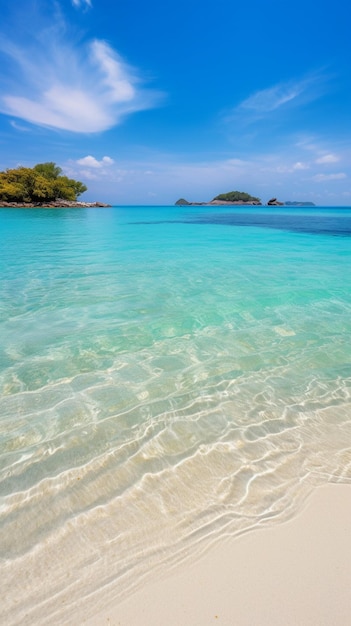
[[84, 483, 351, 626]]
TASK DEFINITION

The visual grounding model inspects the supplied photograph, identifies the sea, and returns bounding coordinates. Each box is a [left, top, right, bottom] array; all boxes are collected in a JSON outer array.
[[1, 204, 351, 624]]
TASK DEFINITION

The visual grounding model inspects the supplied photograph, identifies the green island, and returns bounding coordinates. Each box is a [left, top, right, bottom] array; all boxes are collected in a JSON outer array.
[[0, 162, 110, 207], [175, 190, 262, 206]]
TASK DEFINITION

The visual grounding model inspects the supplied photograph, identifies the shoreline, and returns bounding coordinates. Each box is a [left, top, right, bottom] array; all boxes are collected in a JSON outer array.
[[83, 483, 351, 626], [0, 200, 111, 208]]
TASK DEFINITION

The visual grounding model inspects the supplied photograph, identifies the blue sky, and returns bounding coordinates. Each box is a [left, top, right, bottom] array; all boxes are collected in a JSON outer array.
[[0, 0, 350, 205]]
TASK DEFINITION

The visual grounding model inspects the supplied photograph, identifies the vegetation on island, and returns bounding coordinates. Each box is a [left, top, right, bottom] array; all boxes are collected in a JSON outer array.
[[0, 162, 87, 204], [175, 198, 190, 205], [213, 190, 261, 203]]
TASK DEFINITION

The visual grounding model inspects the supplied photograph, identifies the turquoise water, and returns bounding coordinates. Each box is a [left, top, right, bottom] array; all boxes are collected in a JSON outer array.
[[1, 205, 351, 623]]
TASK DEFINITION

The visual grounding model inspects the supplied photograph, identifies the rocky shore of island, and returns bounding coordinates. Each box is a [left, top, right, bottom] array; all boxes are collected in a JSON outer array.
[[0, 200, 111, 208], [178, 199, 262, 206]]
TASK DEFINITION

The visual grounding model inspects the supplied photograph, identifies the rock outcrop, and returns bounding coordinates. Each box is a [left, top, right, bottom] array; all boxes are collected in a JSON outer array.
[[267, 198, 284, 206]]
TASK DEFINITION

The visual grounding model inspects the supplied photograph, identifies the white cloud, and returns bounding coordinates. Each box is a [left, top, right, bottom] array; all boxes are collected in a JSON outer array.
[[293, 161, 309, 170], [91, 41, 136, 102], [0, 24, 161, 133], [77, 155, 114, 168], [312, 172, 346, 182], [315, 153, 339, 164], [72, 0, 92, 8], [102, 156, 114, 165]]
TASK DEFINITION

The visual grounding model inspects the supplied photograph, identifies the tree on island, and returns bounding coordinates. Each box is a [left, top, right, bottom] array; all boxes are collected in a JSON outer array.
[[0, 162, 87, 203], [213, 191, 261, 203], [175, 198, 190, 205]]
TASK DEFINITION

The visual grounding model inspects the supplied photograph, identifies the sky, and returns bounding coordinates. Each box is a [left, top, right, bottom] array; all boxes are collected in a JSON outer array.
[[0, 0, 350, 205]]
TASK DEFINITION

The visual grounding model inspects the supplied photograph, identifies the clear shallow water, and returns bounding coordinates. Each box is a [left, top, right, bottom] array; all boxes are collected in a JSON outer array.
[[1, 205, 351, 623]]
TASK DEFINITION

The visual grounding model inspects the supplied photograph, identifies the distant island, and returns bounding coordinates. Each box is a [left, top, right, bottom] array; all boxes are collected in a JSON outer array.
[[285, 201, 316, 206], [176, 191, 262, 206], [0, 162, 110, 207], [175, 191, 315, 207]]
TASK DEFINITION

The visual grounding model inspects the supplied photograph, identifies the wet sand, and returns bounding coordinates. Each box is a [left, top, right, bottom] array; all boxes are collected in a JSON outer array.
[[84, 483, 351, 626]]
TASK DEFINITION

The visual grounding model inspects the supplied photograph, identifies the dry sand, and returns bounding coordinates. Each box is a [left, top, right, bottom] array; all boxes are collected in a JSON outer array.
[[84, 483, 351, 626]]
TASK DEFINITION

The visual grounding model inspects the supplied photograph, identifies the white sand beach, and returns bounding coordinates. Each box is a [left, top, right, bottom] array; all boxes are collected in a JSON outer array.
[[84, 483, 351, 626]]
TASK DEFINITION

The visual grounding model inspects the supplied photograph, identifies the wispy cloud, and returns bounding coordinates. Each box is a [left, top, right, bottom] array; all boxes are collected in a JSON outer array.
[[240, 81, 306, 113], [312, 172, 346, 182], [10, 120, 31, 132], [315, 153, 339, 164], [0, 12, 161, 133], [227, 71, 328, 126]]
